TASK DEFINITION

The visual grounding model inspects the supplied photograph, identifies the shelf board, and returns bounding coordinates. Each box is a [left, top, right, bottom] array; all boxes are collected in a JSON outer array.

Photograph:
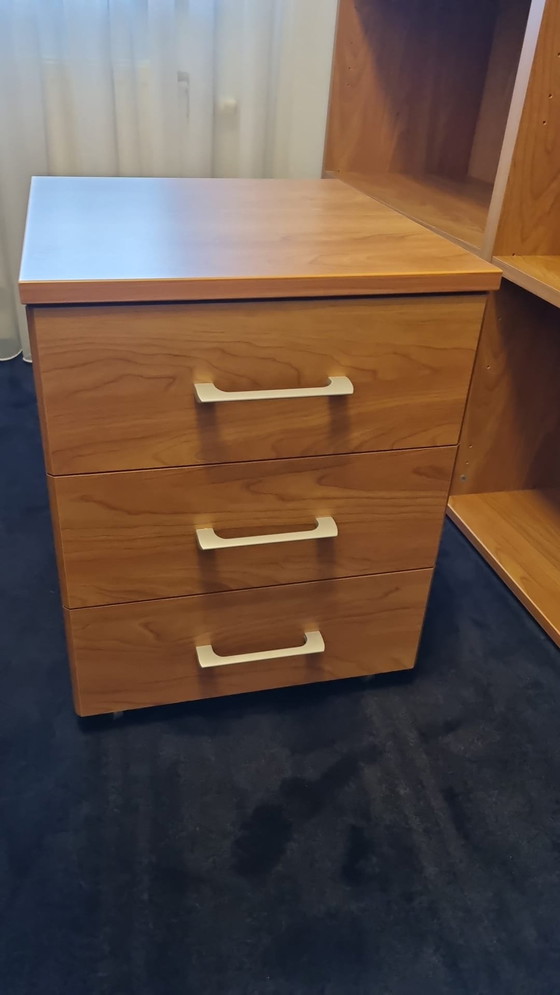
[[493, 256, 560, 309], [337, 172, 493, 252], [448, 489, 560, 646]]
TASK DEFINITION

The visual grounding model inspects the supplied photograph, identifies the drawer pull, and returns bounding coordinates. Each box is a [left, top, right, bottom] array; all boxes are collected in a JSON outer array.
[[196, 515, 338, 550], [194, 376, 354, 403], [196, 629, 325, 669]]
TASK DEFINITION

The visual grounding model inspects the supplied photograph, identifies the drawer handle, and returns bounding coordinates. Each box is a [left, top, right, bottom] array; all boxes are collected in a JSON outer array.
[[194, 376, 354, 403], [196, 515, 338, 550], [196, 629, 325, 669]]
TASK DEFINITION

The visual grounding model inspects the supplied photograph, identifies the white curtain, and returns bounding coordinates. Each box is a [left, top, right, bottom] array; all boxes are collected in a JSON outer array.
[[0, 0, 338, 360]]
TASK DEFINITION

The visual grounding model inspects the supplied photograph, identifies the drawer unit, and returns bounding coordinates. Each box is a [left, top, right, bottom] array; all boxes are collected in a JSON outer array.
[[51, 447, 455, 607], [65, 570, 434, 716], [20, 176, 500, 714], [31, 295, 485, 474]]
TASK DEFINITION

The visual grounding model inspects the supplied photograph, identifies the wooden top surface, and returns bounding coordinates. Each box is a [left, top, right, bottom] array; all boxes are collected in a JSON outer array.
[[19, 177, 501, 305]]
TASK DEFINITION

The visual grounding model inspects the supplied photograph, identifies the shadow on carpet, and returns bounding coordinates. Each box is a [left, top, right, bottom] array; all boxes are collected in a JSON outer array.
[[1, 357, 560, 995]]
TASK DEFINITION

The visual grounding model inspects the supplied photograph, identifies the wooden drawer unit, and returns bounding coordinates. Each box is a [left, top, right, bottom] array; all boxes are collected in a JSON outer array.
[[21, 177, 500, 714], [65, 571, 433, 716], [50, 447, 455, 607], [31, 295, 485, 474]]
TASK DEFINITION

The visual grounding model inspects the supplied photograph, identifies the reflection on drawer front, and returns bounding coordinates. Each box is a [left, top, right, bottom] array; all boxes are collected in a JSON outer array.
[[52, 447, 454, 607], [32, 295, 485, 474], [66, 570, 432, 715]]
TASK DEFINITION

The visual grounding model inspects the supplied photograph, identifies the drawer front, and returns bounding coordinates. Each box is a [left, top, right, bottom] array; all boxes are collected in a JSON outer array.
[[65, 570, 432, 715], [52, 447, 454, 607], [31, 295, 485, 474]]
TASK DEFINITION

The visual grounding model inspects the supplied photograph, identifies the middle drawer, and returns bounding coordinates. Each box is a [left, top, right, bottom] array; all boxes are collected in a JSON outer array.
[[50, 447, 455, 608]]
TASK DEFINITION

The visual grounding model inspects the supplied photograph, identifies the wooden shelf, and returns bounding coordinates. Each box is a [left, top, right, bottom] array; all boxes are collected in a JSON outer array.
[[493, 255, 560, 309], [325, 0, 532, 254], [448, 489, 560, 646], [338, 173, 493, 252]]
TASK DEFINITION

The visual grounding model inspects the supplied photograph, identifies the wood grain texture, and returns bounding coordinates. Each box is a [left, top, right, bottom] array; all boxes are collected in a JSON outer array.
[[325, 0, 497, 179], [66, 570, 433, 715], [483, 0, 547, 257], [469, 0, 532, 185], [494, 0, 560, 255], [493, 254, 560, 308], [448, 490, 560, 646], [451, 282, 560, 494], [339, 173, 492, 251], [46, 473, 70, 608], [18, 178, 500, 305], [51, 447, 455, 608], [31, 295, 486, 475]]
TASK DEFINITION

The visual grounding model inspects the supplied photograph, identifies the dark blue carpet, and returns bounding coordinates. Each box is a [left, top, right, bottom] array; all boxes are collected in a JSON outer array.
[[1, 355, 560, 995]]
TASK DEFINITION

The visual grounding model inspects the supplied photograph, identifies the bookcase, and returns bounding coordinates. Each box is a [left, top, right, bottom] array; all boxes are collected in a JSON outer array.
[[325, 0, 537, 251], [325, 0, 560, 644]]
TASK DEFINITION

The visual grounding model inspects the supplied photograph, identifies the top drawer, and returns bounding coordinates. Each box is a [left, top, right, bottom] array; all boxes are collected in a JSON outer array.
[[31, 295, 485, 474]]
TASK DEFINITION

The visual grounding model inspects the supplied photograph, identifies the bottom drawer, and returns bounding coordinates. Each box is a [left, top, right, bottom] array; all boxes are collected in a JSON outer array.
[[66, 570, 432, 716]]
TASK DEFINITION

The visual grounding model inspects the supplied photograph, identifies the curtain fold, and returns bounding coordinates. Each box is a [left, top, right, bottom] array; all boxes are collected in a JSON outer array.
[[0, 0, 338, 359]]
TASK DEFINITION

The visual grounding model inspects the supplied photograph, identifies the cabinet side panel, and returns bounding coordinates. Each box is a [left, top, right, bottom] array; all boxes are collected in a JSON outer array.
[[27, 308, 54, 475], [494, 0, 560, 254]]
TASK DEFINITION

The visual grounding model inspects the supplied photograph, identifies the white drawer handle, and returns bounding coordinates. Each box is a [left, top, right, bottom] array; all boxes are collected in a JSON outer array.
[[194, 376, 353, 403], [196, 629, 325, 669], [196, 515, 338, 550]]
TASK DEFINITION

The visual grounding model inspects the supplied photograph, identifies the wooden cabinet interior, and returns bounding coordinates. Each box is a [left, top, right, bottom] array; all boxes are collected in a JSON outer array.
[[325, 0, 533, 250], [448, 281, 560, 644]]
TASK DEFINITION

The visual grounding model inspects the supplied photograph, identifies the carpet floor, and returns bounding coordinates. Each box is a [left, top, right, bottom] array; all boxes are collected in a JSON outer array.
[[1, 356, 560, 995]]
